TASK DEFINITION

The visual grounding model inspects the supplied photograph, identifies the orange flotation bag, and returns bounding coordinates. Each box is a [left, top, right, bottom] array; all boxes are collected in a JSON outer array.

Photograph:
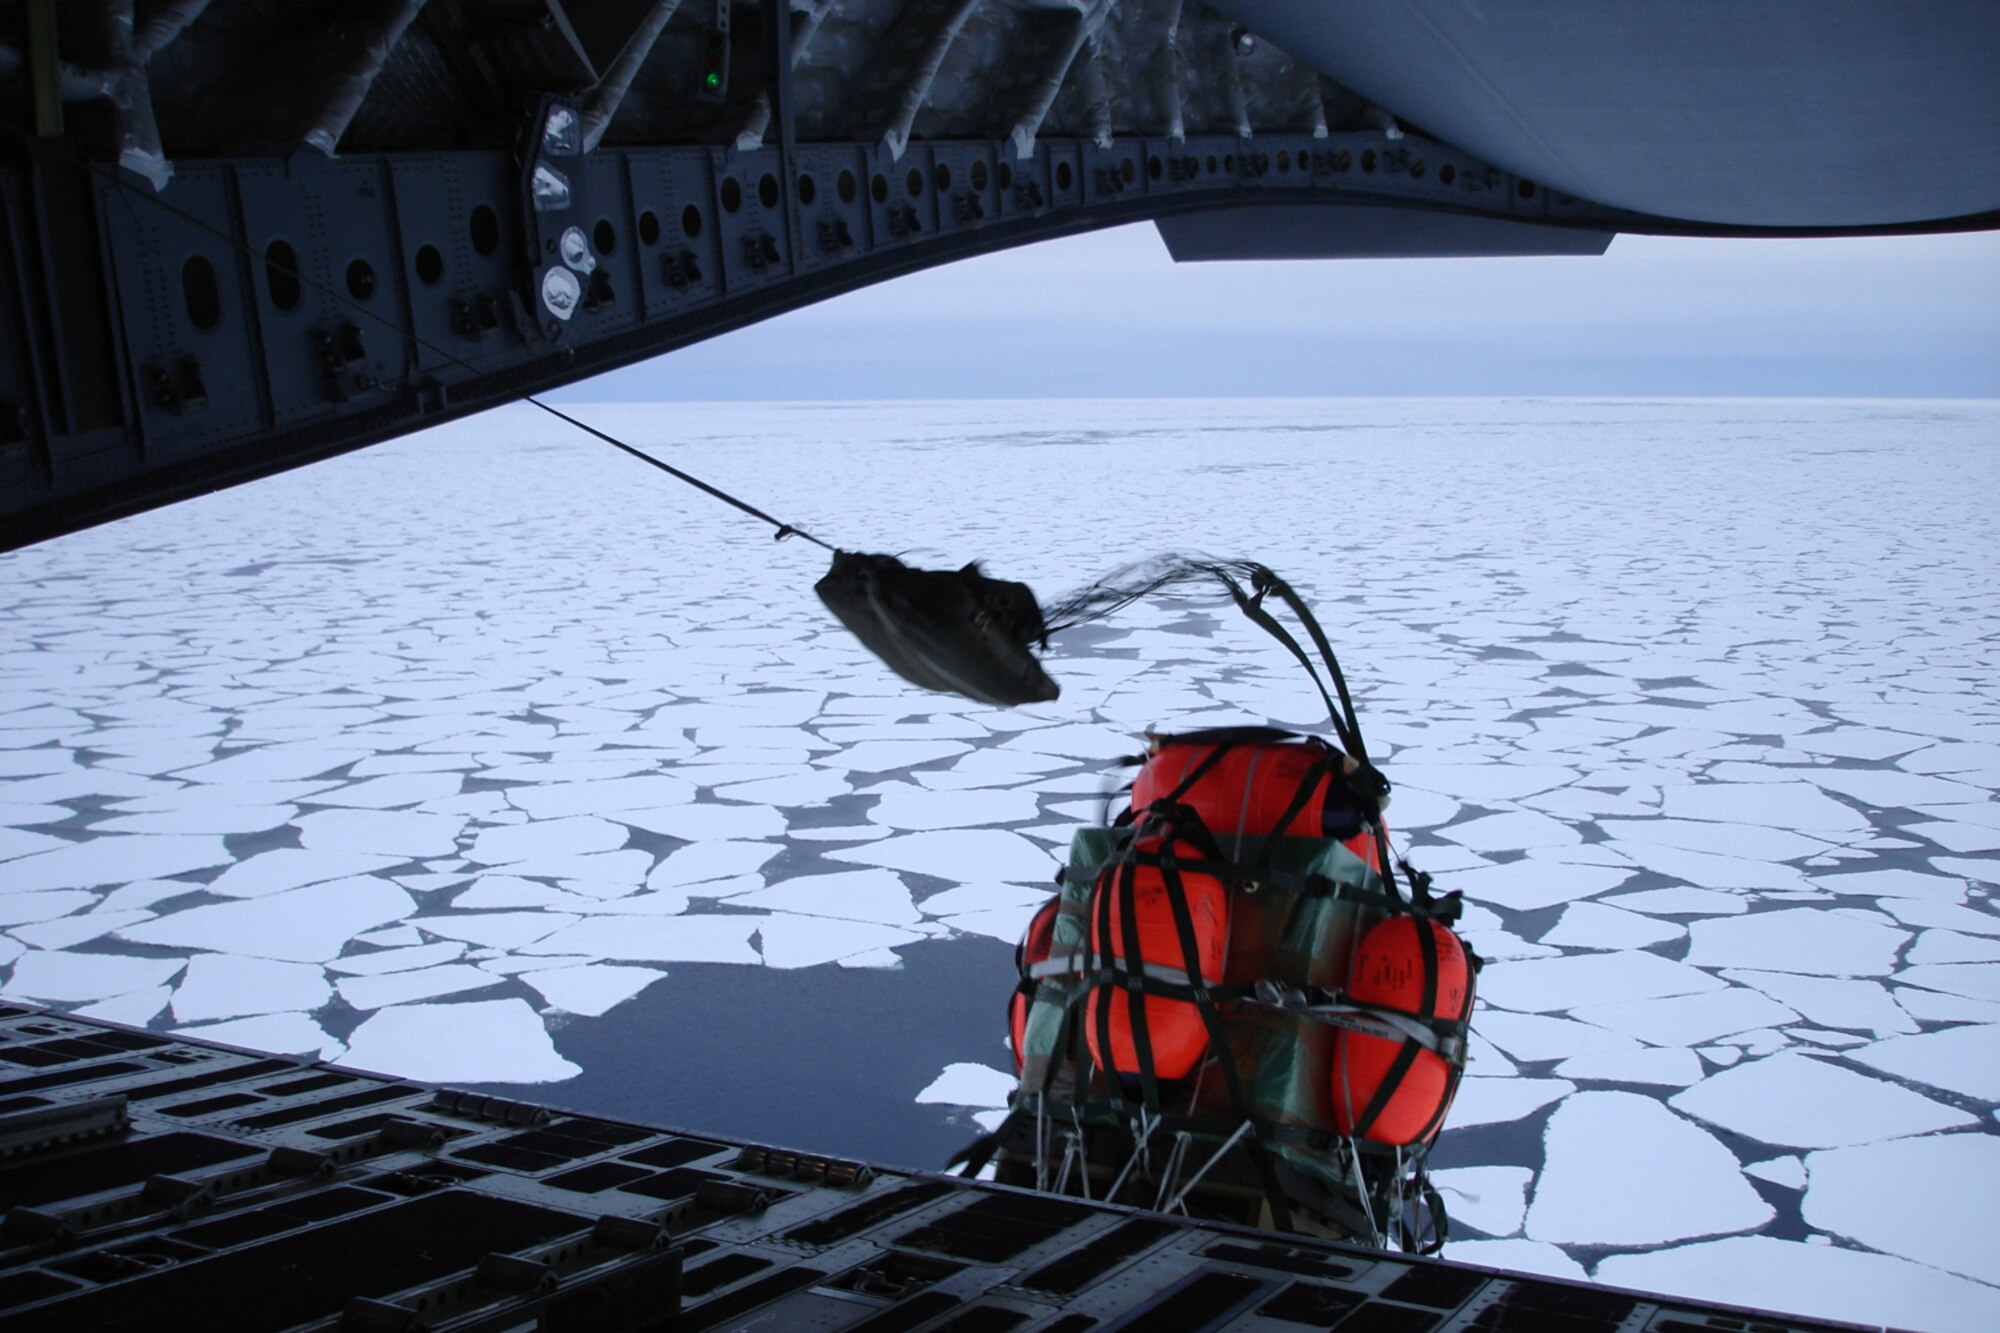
[[1330, 915, 1474, 1146], [1085, 841, 1228, 1081], [1010, 896, 1061, 1073], [1132, 731, 1383, 869]]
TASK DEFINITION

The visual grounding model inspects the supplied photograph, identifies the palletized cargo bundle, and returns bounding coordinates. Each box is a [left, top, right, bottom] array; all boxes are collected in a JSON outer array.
[[954, 564, 1485, 1252], [981, 726, 1480, 1249]]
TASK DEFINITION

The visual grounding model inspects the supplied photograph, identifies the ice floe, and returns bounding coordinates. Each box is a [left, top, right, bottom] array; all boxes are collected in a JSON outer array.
[[1538, 902, 1686, 950], [1440, 1239, 1587, 1283], [725, 870, 920, 925], [1669, 1051, 1973, 1147], [1683, 908, 1908, 976], [1718, 969, 1916, 1036], [411, 912, 580, 950], [1444, 859, 1635, 913], [1524, 1092, 1772, 1245], [645, 841, 781, 887], [171, 954, 330, 1023], [1803, 1133, 2000, 1287], [1595, 1236, 2000, 1333], [756, 915, 927, 968], [295, 809, 466, 858], [1479, 952, 1723, 1014], [1429, 1165, 1532, 1237], [466, 816, 629, 864], [522, 914, 764, 964], [1848, 1023, 2000, 1101], [1573, 987, 1800, 1047], [1, 949, 187, 1003], [173, 1012, 345, 1061], [5, 834, 232, 890], [827, 829, 1055, 882], [336, 963, 504, 1010], [522, 964, 665, 1016], [120, 876, 415, 962], [1444, 1077, 1572, 1131], [337, 998, 580, 1083], [915, 1061, 1015, 1107]]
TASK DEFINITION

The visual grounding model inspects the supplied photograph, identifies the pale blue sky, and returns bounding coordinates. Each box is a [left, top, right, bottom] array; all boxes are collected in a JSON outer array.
[[558, 223, 2000, 400]]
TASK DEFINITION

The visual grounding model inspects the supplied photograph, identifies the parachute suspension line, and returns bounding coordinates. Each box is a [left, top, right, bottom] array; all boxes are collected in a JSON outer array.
[[1152, 1130, 1195, 1214], [1346, 1136, 1384, 1248], [1161, 1118, 1254, 1217], [1105, 1108, 1160, 1202], [77, 141, 838, 553]]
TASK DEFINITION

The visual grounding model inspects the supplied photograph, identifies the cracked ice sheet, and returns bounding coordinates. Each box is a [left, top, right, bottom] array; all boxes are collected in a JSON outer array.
[[522, 914, 763, 964], [1684, 909, 1908, 976], [337, 998, 579, 1084], [1804, 1134, 2000, 1288], [1430, 1166, 1532, 1238], [1478, 952, 1724, 1014], [1, 949, 187, 1003], [826, 829, 1055, 883], [726, 870, 919, 925], [1597, 1237, 2000, 1333], [1848, 1024, 2000, 1102], [1444, 859, 1634, 913], [523, 964, 665, 1016], [171, 954, 330, 1023], [1525, 1092, 1771, 1245], [119, 876, 415, 962], [1669, 1051, 1973, 1147], [173, 1013, 345, 1061]]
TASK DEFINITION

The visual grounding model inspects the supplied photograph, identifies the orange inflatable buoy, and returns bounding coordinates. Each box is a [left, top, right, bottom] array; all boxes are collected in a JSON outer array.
[[1330, 915, 1474, 1146], [1132, 734, 1383, 868], [1085, 842, 1228, 1081], [1010, 896, 1061, 1072]]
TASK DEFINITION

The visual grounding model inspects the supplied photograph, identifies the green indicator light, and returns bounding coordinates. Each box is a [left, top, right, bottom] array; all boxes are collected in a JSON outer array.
[[705, 72, 721, 88]]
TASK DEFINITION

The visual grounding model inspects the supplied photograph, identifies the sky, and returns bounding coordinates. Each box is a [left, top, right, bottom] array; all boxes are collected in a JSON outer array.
[[555, 223, 2000, 401]]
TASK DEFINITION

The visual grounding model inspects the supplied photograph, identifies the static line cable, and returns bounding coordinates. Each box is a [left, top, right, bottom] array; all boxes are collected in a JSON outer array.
[[57, 135, 838, 552]]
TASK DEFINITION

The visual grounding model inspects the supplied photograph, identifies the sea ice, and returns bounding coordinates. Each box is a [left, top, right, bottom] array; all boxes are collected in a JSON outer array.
[[709, 771, 854, 806], [1571, 988, 1800, 1047], [755, 915, 926, 968], [172, 1012, 344, 1060], [0, 949, 187, 1002], [0, 890, 98, 926], [337, 998, 580, 1083], [1603, 886, 1749, 916], [1442, 859, 1634, 913], [1848, 1024, 2000, 1102], [300, 773, 464, 809], [725, 870, 920, 926], [208, 849, 407, 899], [935, 903, 1043, 943], [1437, 810, 1582, 853], [522, 914, 763, 964], [1932, 856, 1999, 886], [827, 829, 1055, 883], [1669, 1050, 1972, 1147], [92, 805, 302, 835], [0, 828, 67, 861], [5, 834, 232, 891], [73, 985, 172, 1025], [1439, 1240, 1586, 1283], [1538, 903, 1685, 950], [1553, 1046, 1705, 1087], [1744, 1155, 1806, 1189], [1594, 1236, 2000, 1333], [1660, 782, 1868, 833], [616, 803, 786, 841], [1906, 930, 2000, 965], [119, 876, 415, 962], [171, 954, 330, 1022], [1718, 970, 1917, 1036], [1804, 1133, 2000, 1286], [450, 878, 580, 910], [915, 1061, 1014, 1107], [1603, 842, 1812, 891], [1805, 768, 1985, 808], [1905, 821, 2000, 853], [1388, 764, 1576, 803], [294, 809, 466, 858], [410, 912, 580, 949], [1684, 909, 1907, 976], [492, 850, 652, 884], [813, 740, 974, 772], [522, 964, 665, 1016], [336, 963, 503, 1010], [867, 784, 1042, 830], [1889, 962, 2000, 1003], [466, 816, 629, 864], [1524, 1092, 1771, 1245], [1443, 1077, 1572, 1131], [1809, 867, 1969, 902], [1597, 818, 1829, 862], [1876, 899, 2000, 939], [645, 841, 780, 887], [1473, 1011, 1643, 1063], [1424, 1165, 1530, 1239], [1478, 952, 1723, 1014], [508, 775, 695, 818], [170, 747, 371, 784]]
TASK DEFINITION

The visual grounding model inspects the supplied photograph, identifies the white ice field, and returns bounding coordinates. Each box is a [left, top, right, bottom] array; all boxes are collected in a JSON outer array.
[[3, 397, 1998, 1330]]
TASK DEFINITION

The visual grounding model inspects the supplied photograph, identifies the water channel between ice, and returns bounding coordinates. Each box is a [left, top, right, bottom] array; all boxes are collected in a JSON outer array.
[[3, 397, 1998, 1331]]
